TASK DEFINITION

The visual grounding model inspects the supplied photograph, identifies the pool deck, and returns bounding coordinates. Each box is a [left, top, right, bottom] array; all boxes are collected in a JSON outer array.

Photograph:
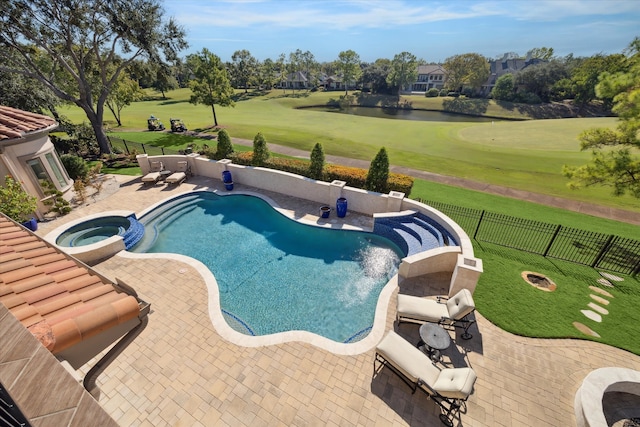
[[35, 175, 640, 427]]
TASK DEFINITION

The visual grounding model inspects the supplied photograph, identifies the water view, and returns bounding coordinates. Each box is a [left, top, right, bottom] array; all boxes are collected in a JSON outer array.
[[300, 106, 499, 122]]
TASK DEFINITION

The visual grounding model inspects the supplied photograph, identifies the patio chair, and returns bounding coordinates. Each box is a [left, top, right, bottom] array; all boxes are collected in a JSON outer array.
[[165, 161, 190, 185], [397, 288, 476, 339], [141, 161, 164, 184], [375, 330, 477, 426]]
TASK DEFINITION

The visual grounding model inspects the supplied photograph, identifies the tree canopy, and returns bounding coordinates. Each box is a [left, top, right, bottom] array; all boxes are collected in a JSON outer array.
[[443, 53, 490, 93], [387, 52, 418, 96], [230, 49, 257, 92], [564, 38, 640, 198], [335, 50, 361, 95], [0, 0, 187, 154], [186, 48, 234, 127]]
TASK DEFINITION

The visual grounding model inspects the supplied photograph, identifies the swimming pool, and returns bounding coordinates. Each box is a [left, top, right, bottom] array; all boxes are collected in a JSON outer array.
[[131, 191, 402, 343]]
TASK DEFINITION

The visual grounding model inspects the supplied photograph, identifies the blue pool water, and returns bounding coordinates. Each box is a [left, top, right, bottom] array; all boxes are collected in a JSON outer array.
[[131, 192, 402, 343]]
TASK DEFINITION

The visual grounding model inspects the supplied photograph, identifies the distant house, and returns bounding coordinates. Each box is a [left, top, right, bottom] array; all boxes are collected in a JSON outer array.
[[0, 106, 73, 219], [277, 71, 310, 90], [480, 54, 546, 96], [412, 64, 447, 92]]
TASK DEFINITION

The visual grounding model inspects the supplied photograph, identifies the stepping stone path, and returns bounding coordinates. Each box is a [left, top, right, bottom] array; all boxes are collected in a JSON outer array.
[[573, 272, 620, 337]]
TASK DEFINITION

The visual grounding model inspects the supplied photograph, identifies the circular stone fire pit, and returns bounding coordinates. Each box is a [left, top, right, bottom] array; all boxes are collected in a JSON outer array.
[[521, 271, 557, 292]]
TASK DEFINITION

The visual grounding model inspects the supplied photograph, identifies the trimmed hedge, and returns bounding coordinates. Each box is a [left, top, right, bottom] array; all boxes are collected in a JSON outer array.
[[229, 151, 414, 196]]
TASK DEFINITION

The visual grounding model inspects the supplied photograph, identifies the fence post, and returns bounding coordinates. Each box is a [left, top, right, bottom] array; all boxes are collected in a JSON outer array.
[[141, 143, 147, 154], [542, 224, 562, 257], [591, 235, 616, 268], [472, 210, 485, 240], [161, 147, 165, 155], [123, 140, 130, 155]]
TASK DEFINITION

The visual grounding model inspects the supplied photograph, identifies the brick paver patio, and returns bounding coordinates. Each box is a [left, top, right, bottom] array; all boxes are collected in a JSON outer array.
[[36, 175, 640, 426]]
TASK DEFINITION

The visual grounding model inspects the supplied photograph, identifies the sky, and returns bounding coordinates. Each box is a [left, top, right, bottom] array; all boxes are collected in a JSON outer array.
[[163, 0, 640, 63]]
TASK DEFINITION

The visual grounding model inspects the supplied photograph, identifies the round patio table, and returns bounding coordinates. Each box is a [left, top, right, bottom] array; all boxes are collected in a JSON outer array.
[[419, 323, 451, 363]]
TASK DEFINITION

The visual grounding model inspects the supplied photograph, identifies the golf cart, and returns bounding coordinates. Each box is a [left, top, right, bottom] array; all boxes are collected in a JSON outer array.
[[147, 115, 165, 131], [170, 118, 187, 132]]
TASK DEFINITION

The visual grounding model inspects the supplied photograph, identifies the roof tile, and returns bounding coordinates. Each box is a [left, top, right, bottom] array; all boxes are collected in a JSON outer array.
[[0, 215, 141, 355], [0, 106, 57, 141]]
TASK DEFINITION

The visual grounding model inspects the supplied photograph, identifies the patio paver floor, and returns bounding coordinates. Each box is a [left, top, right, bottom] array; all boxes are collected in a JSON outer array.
[[36, 175, 640, 426]]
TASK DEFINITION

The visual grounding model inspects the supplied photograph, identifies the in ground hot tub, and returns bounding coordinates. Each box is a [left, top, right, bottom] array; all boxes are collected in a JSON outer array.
[[56, 215, 132, 247], [45, 211, 144, 264]]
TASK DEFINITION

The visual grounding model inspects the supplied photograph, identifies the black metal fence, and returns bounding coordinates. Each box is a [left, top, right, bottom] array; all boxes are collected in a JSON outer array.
[[425, 200, 640, 277], [108, 136, 181, 156]]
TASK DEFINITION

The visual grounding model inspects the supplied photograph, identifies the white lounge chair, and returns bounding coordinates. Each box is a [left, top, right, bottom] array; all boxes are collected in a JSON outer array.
[[165, 161, 190, 185], [141, 161, 164, 184], [375, 330, 477, 426], [397, 289, 476, 339]]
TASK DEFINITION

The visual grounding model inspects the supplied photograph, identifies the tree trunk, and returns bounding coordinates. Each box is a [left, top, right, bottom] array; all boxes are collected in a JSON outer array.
[[211, 104, 218, 127], [81, 105, 111, 154]]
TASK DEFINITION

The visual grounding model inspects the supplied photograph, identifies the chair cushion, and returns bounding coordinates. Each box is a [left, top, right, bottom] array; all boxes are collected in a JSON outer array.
[[432, 367, 477, 399], [165, 172, 186, 184], [376, 331, 440, 388], [149, 161, 163, 172], [175, 161, 188, 172], [397, 294, 448, 323], [141, 172, 160, 182], [445, 289, 475, 320]]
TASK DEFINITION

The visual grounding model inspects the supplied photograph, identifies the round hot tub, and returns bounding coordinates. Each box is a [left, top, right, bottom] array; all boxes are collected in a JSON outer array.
[[45, 211, 144, 265], [56, 216, 131, 247]]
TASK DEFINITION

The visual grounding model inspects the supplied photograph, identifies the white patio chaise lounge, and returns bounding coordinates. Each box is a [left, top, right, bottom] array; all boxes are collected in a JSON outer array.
[[141, 160, 164, 184], [165, 161, 190, 185], [375, 330, 477, 426], [397, 288, 476, 339]]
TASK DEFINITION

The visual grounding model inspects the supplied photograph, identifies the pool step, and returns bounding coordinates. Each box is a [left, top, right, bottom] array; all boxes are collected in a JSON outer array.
[[122, 216, 145, 250], [373, 213, 451, 257]]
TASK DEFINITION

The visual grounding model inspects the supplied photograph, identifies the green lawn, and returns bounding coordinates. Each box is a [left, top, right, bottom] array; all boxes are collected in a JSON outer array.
[[59, 88, 640, 212], [61, 89, 640, 354], [473, 243, 640, 355]]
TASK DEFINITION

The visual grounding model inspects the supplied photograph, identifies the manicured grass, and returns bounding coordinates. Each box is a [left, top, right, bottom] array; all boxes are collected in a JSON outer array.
[[60, 88, 640, 212], [81, 105, 640, 354], [473, 243, 640, 355], [411, 180, 640, 240]]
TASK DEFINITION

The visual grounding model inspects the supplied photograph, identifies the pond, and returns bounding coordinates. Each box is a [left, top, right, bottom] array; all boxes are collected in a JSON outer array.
[[299, 106, 499, 122]]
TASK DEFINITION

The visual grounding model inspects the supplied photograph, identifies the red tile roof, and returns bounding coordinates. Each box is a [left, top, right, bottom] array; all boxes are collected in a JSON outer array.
[[0, 105, 58, 141], [0, 215, 141, 354]]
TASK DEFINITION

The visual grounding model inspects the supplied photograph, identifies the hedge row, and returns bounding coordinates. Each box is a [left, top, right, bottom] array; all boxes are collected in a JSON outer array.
[[229, 151, 414, 196]]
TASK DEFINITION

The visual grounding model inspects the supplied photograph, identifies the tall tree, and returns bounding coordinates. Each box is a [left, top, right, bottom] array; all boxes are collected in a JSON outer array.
[[106, 73, 144, 126], [276, 53, 288, 93], [186, 48, 234, 127], [491, 74, 515, 101], [299, 50, 318, 89], [387, 52, 418, 97], [152, 63, 179, 98], [527, 47, 555, 61], [256, 58, 277, 91], [231, 49, 257, 93], [563, 38, 640, 198], [336, 50, 361, 95], [361, 58, 392, 94], [570, 53, 626, 107], [443, 53, 490, 94], [0, 0, 187, 154], [516, 60, 570, 102], [0, 65, 60, 115]]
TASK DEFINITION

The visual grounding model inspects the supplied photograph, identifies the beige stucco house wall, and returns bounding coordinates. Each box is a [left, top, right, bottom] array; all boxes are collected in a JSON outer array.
[[0, 106, 73, 219]]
